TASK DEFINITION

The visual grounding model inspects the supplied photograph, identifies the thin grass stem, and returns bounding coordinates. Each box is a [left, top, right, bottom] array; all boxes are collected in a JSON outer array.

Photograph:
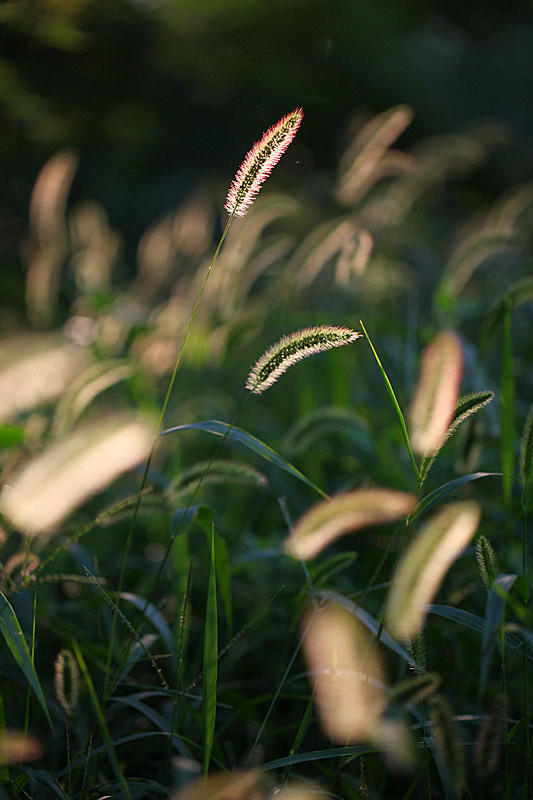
[[103, 214, 235, 704], [359, 320, 420, 482]]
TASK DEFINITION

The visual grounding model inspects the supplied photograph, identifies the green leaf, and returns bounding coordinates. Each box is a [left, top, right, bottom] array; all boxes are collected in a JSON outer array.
[[0, 591, 53, 730], [479, 574, 519, 698], [214, 532, 232, 636], [160, 420, 327, 498], [428, 604, 532, 658], [410, 473, 500, 523], [203, 527, 218, 775], [71, 639, 132, 799], [170, 504, 212, 538], [120, 592, 176, 657]]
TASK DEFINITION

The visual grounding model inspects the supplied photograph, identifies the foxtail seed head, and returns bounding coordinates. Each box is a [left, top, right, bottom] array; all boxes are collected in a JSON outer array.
[[246, 325, 360, 394], [225, 108, 303, 218]]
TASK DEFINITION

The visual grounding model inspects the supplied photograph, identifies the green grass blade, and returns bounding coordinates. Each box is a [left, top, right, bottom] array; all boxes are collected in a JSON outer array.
[[479, 574, 519, 699], [71, 639, 132, 800], [410, 472, 501, 523], [214, 531, 232, 636], [262, 744, 383, 771], [359, 320, 420, 481], [500, 297, 516, 512], [282, 693, 315, 781], [160, 420, 328, 498], [119, 592, 176, 657], [203, 526, 218, 775], [428, 604, 532, 657], [0, 591, 53, 730]]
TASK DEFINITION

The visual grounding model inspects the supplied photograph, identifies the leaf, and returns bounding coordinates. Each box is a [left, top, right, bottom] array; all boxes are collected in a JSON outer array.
[[160, 420, 327, 498], [0, 592, 53, 729], [203, 527, 218, 775], [386, 502, 481, 640], [214, 532, 232, 636], [409, 473, 499, 523], [72, 639, 132, 799], [427, 604, 531, 658], [479, 574, 519, 697], [284, 487, 415, 560], [120, 592, 176, 657], [170, 504, 213, 538]]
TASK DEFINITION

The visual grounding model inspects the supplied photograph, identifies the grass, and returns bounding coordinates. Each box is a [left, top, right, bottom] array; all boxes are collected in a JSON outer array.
[[0, 105, 532, 799]]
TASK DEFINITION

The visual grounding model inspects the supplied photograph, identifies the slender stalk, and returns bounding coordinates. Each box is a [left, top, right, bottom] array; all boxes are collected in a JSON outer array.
[[103, 212, 235, 704], [360, 319, 420, 482], [157, 213, 234, 434]]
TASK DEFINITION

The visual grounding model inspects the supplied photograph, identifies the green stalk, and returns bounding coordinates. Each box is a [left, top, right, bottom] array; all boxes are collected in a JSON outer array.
[[73, 639, 132, 800], [360, 320, 420, 482], [103, 212, 235, 704]]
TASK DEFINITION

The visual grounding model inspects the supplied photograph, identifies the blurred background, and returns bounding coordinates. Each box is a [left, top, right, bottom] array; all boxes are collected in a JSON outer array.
[[2, 0, 533, 324]]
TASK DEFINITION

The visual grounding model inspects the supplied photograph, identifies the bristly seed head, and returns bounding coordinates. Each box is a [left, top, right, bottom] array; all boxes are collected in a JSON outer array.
[[225, 108, 304, 218], [246, 325, 361, 394]]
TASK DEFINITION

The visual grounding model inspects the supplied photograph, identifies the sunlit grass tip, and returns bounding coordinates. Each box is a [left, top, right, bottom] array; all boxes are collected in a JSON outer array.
[[245, 325, 361, 394], [225, 108, 303, 218]]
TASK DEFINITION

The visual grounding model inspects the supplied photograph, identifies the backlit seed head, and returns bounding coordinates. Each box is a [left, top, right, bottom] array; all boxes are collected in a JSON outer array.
[[225, 108, 303, 218]]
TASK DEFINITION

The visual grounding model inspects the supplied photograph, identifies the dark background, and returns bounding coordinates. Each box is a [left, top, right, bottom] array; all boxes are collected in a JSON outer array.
[[1, 0, 533, 315]]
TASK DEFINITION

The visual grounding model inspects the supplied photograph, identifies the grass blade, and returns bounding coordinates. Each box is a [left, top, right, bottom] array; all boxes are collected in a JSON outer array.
[[203, 526, 218, 775], [214, 531, 232, 636], [359, 320, 420, 481], [410, 472, 500, 523], [0, 591, 53, 730], [160, 420, 328, 498], [71, 639, 132, 799]]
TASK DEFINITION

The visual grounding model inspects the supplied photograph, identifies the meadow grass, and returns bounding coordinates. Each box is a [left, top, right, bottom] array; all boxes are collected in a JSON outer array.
[[0, 106, 532, 799]]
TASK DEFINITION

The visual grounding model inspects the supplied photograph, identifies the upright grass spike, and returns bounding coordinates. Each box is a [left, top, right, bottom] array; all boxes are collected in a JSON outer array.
[[225, 108, 303, 218], [109, 109, 305, 697], [54, 649, 80, 717], [475, 535, 499, 591], [246, 325, 361, 394]]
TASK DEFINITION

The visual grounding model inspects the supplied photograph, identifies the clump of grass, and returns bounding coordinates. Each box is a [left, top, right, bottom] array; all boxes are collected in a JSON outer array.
[[0, 104, 530, 800]]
